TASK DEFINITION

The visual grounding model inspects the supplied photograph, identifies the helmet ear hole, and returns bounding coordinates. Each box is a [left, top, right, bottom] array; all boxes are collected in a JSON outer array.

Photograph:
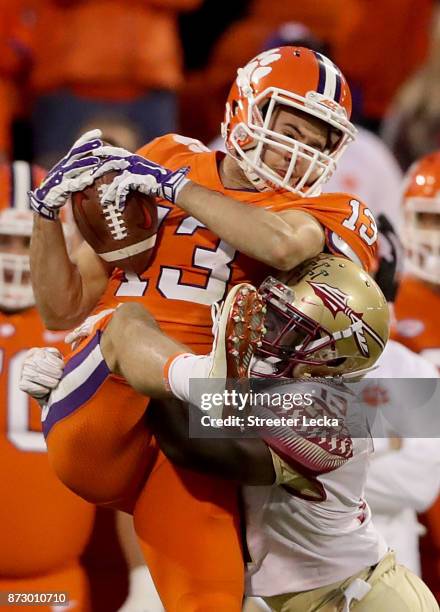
[[231, 100, 240, 117], [325, 356, 346, 367]]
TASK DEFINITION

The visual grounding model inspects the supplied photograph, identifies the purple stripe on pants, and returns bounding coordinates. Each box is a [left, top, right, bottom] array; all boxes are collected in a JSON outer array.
[[43, 359, 110, 438], [63, 331, 102, 377]]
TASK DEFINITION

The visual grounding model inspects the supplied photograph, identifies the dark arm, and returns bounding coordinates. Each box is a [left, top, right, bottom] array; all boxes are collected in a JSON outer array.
[[146, 399, 276, 486]]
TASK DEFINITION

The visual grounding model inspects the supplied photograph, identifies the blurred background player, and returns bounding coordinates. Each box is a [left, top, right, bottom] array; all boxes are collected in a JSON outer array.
[[391, 150, 440, 600], [364, 348, 440, 577], [0, 161, 95, 610]]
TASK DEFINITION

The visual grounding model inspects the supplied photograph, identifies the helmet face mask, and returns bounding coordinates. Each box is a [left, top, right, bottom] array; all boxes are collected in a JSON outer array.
[[252, 255, 390, 379], [0, 162, 39, 312], [222, 47, 356, 196], [0, 161, 76, 312], [0, 212, 34, 312], [0, 250, 33, 312], [401, 196, 440, 284]]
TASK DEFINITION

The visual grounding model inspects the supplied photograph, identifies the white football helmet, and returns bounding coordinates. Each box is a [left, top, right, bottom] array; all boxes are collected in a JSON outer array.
[[401, 151, 440, 284], [0, 162, 39, 311]]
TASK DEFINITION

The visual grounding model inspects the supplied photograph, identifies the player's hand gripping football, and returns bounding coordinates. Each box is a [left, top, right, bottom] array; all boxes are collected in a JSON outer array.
[[89, 149, 190, 209], [29, 129, 190, 218], [29, 129, 106, 220], [19, 347, 64, 402]]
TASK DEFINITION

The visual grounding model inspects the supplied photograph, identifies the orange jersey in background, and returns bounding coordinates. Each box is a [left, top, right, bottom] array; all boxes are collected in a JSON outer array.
[[19, 0, 202, 99], [95, 134, 377, 349], [0, 307, 94, 604], [393, 275, 440, 601], [393, 276, 440, 368]]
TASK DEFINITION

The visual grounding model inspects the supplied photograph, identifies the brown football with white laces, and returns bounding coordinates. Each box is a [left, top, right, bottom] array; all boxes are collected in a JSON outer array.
[[71, 170, 158, 274]]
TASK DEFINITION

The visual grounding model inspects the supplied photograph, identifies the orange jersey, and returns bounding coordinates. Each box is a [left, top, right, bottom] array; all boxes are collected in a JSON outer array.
[[393, 275, 440, 600], [393, 276, 440, 368], [0, 307, 95, 577], [95, 134, 377, 350]]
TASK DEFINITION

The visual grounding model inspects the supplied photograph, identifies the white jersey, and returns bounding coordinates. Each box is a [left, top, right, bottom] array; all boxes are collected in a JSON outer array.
[[244, 379, 387, 596], [368, 338, 438, 379], [365, 340, 440, 575]]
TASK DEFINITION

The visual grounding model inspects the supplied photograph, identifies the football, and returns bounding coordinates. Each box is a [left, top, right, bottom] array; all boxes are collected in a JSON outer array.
[[71, 170, 158, 274]]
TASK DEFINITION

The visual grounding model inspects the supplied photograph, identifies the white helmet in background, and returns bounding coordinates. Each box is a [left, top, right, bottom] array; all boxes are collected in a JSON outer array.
[[401, 151, 440, 284], [0, 161, 42, 311]]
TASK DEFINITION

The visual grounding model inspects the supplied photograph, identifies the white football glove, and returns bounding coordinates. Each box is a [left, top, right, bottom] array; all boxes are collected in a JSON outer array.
[[85, 149, 190, 209], [29, 129, 109, 220], [19, 347, 64, 400]]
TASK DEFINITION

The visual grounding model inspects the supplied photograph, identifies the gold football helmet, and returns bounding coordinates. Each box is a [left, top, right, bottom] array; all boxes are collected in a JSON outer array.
[[253, 253, 389, 378]]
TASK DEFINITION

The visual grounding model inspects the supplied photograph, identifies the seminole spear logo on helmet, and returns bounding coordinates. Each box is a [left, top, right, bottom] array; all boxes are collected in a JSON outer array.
[[308, 281, 387, 356]]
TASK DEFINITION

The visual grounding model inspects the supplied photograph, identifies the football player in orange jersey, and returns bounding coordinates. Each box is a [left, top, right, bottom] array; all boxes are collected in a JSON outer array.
[[0, 162, 95, 611], [26, 47, 379, 611], [392, 151, 440, 602], [394, 151, 440, 364]]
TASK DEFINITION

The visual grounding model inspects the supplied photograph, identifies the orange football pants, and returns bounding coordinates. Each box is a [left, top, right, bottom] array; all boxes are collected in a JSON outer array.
[[43, 313, 244, 611]]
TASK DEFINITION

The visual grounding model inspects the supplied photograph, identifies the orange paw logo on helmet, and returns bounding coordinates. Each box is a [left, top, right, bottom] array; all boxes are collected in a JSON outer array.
[[235, 49, 283, 98]]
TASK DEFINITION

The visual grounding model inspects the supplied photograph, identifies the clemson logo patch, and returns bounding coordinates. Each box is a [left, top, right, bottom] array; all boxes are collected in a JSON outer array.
[[395, 318, 425, 338]]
